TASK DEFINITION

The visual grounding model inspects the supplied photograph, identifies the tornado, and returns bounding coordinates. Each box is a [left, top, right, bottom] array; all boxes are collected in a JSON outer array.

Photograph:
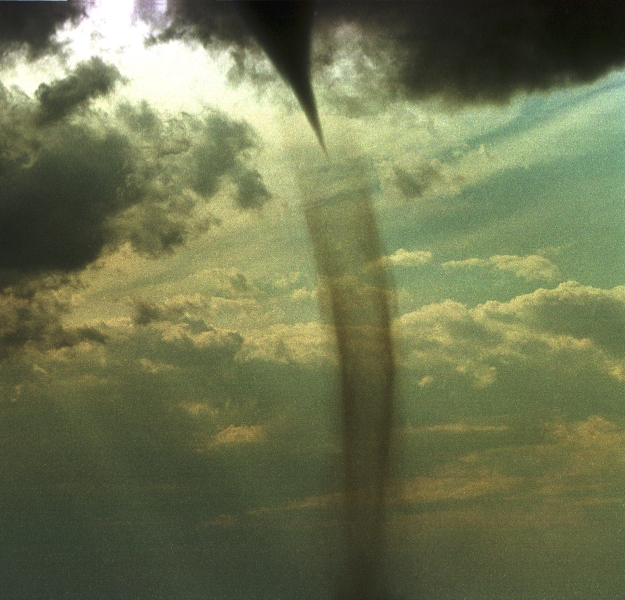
[[303, 162, 396, 600], [239, 4, 396, 599]]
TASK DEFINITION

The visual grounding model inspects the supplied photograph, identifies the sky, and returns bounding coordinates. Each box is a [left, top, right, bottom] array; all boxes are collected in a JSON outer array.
[[0, 2, 624, 599]]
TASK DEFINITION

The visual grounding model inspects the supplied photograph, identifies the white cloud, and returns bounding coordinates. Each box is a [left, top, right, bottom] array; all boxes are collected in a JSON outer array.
[[236, 322, 336, 366], [396, 282, 625, 394], [443, 253, 561, 281], [212, 424, 267, 446], [480, 281, 625, 355], [381, 248, 433, 268], [395, 414, 625, 514], [138, 357, 175, 374]]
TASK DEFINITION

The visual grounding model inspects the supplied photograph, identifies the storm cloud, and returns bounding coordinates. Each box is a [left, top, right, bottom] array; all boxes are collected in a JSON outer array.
[[0, 71, 270, 357], [0, 86, 269, 284], [0, 0, 85, 59], [314, 1, 625, 105], [160, 1, 625, 110], [0, 4, 622, 600], [0, 126, 134, 279], [0, 276, 106, 361], [35, 57, 124, 125]]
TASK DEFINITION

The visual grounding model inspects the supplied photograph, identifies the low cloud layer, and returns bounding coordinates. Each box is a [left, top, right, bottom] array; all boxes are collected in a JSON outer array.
[[2, 280, 623, 597], [0, 267, 623, 598]]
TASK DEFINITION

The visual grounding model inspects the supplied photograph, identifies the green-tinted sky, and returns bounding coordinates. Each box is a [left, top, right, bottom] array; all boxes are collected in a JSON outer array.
[[0, 2, 624, 599]]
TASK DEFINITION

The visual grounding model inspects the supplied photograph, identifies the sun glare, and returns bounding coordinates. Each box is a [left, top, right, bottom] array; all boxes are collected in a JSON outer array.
[[89, 0, 137, 49]]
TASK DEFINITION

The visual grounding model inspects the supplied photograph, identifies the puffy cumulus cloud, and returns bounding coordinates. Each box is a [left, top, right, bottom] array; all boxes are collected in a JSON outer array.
[[396, 282, 625, 422], [193, 268, 260, 299], [0, 0, 85, 60], [380, 248, 432, 268], [126, 269, 312, 332], [132, 294, 208, 326], [129, 304, 244, 368], [111, 106, 270, 256], [482, 281, 625, 357], [111, 197, 219, 259], [237, 322, 336, 367], [443, 253, 561, 282], [35, 57, 125, 126], [232, 168, 271, 210], [127, 298, 335, 391], [159, 269, 320, 331], [187, 111, 271, 209], [400, 282, 625, 366], [138, 357, 175, 374], [94, 302, 339, 457], [398, 299, 500, 357]]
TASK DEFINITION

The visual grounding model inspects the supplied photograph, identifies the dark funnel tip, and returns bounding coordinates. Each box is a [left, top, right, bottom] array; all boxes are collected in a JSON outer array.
[[236, 1, 326, 151]]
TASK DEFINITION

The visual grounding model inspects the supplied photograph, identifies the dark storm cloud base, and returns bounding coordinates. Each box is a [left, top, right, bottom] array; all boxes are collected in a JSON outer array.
[[164, 1, 625, 106]]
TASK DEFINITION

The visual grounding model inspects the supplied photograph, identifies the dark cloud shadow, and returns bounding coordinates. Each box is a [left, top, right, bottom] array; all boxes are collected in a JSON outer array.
[[35, 57, 125, 126], [0, 0, 86, 60]]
